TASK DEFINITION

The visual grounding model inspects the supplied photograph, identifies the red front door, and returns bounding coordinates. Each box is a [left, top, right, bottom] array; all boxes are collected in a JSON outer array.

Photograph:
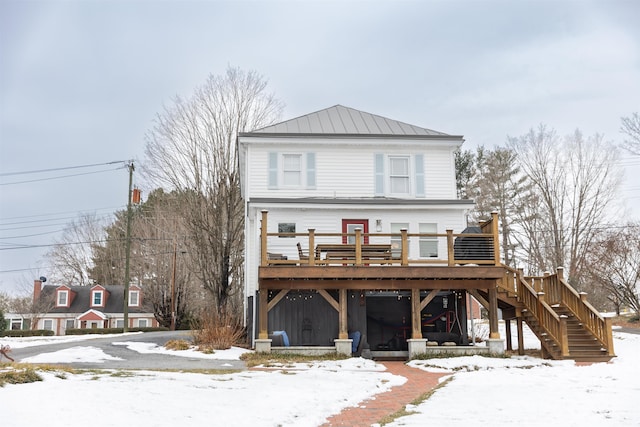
[[342, 219, 369, 244]]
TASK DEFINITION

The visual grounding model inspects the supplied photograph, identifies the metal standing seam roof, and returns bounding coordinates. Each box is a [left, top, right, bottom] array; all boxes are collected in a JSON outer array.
[[245, 104, 455, 137]]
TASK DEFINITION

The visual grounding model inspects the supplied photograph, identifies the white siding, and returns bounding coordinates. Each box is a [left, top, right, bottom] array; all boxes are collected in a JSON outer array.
[[246, 140, 458, 200]]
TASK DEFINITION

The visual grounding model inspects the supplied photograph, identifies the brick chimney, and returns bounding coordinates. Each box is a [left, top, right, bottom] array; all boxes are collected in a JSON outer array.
[[33, 279, 42, 304]]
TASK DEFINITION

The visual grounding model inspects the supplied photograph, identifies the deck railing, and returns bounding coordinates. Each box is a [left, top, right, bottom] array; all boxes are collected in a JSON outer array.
[[260, 210, 501, 267]]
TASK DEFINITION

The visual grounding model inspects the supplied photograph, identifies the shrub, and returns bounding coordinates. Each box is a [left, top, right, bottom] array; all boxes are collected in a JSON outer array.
[[191, 310, 245, 351], [65, 327, 169, 335], [165, 339, 191, 351], [1, 329, 54, 338]]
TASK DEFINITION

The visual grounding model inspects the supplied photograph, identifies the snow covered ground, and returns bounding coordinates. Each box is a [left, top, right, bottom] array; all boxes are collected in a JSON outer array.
[[1, 324, 638, 427]]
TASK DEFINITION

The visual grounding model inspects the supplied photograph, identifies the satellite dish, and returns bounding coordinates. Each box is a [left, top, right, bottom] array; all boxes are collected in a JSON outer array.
[[39, 276, 47, 282]]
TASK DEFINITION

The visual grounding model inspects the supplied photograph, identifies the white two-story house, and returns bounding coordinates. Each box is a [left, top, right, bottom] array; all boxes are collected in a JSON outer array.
[[238, 105, 614, 361]]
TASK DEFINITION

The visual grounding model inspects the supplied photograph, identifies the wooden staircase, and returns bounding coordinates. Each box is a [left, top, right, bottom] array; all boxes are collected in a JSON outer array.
[[490, 268, 615, 362]]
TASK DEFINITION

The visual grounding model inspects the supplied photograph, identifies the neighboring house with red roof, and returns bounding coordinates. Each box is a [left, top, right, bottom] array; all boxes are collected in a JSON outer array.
[[25, 279, 158, 335]]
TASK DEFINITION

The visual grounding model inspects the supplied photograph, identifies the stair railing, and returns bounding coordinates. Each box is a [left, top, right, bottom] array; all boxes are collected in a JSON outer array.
[[504, 267, 570, 357], [540, 268, 614, 357]]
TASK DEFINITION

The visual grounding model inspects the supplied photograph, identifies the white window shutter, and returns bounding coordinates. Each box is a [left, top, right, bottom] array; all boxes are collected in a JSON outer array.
[[374, 154, 384, 196], [306, 152, 316, 189], [414, 154, 425, 197], [268, 152, 278, 189]]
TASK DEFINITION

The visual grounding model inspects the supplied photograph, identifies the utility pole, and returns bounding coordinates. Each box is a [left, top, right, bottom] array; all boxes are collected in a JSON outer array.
[[170, 239, 177, 331], [123, 161, 134, 332]]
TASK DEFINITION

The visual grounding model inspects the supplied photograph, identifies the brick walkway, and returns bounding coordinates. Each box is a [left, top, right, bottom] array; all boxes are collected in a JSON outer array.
[[321, 361, 448, 427]]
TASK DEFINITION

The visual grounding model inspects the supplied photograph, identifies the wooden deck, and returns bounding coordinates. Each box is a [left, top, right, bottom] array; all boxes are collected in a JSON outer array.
[[255, 210, 615, 361]]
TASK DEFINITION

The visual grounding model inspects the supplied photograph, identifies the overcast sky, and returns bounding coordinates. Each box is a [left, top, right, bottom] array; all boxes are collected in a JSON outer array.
[[1, 0, 639, 295]]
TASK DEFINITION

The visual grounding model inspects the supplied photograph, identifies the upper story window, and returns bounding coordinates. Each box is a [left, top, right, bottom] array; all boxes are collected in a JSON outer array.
[[129, 290, 140, 307], [278, 223, 296, 238], [375, 154, 424, 197], [57, 290, 68, 307], [283, 154, 302, 185], [269, 152, 316, 189], [389, 156, 410, 194], [92, 290, 104, 307]]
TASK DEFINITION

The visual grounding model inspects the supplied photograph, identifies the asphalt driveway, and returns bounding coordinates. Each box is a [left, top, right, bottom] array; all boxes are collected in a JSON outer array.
[[7, 330, 247, 371]]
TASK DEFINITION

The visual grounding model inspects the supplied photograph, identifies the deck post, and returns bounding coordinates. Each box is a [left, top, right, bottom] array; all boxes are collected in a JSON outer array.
[[260, 210, 268, 266], [516, 316, 525, 355], [488, 286, 500, 339], [258, 289, 268, 340], [505, 319, 513, 351], [355, 228, 362, 265], [490, 212, 500, 265], [446, 229, 454, 266], [604, 317, 615, 357], [339, 288, 348, 339], [308, 229, 316, 266], [400, 228, 408, 266], [411, 288, 422, 339], [559, 315, 570, 357]]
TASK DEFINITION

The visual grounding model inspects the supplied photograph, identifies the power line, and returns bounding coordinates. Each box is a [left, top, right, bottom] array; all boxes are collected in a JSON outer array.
[[0, 160, 127, 177], [0, 166, 124, 186]]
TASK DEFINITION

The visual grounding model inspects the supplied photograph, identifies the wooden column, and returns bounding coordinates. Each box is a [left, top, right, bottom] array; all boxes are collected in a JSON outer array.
[[400, 228, 408, 266], [490, 211, 500, 265], [446, 229, 454, 266], [258, 289, 268, 339], [339, 288, 348, 339], [308, 229, 316, 266], [489, 286, 500, 339], [260, 210, 268, 266], [505, 319, 513, 351], [516, 317, 525, 355], [411, 288, 422, 339]]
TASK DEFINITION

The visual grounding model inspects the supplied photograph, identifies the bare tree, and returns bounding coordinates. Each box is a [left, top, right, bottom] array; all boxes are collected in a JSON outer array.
[[44, 212, 107, 286], [620, 112, 640, 155], [142, 66, 284, 315], [508, 126, 623, 287], [585, 223, 640, 316]]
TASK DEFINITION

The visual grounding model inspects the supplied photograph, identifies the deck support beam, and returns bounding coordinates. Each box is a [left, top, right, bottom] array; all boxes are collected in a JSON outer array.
[[488, 286, 500, 339], [411, 288, 422, 339], [258, 289, 268, 340], [516, 316, 525, 356], [339, 288, 348, 339]]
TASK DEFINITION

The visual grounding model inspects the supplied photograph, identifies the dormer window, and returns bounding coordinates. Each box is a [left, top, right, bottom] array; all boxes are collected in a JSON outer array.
[[129, 290, 140, 307], [57, 290, 68, 307], [92, 290, 104, 307]]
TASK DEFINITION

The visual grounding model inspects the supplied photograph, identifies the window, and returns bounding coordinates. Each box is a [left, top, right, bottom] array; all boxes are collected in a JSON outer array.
[[65, 319, 75, 330], [390, 222, 409, 258], [129, 291, 139, 307], [138, 319, 148, 328], [389, 157, 410, 194], [283, 154, 302, 186], [278, 223, 296, 238], [43, 319, 53, 331], [57, 290, 68, 306], [374, 154, 425, 197], [115, 319, 124, 328], [92, 291, 103, 307], [419, 223, 438, 257], [10, 319, 22, 330], [268, 152, 316, 189]]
